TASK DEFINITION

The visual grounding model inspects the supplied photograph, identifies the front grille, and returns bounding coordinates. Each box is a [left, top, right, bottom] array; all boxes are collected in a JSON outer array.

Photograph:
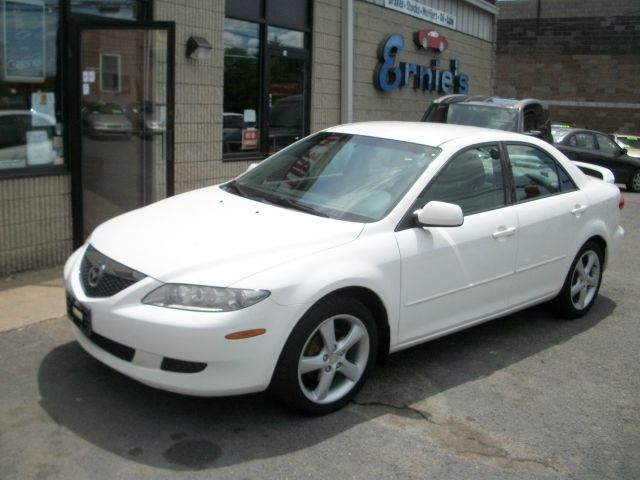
[[80, 245, 146, 298]]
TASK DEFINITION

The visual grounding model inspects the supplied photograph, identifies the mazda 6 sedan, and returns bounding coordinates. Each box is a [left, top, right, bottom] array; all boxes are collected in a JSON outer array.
[[64, 122, 624, 414]]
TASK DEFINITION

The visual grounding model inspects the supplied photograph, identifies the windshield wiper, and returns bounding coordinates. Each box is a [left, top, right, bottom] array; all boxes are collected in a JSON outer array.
[[263, 195, 330, 218]]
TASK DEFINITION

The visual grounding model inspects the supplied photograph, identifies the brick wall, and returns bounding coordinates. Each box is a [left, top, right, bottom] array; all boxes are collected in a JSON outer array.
[[495, 2, 640, 133], [310, 0, 343, 132], [0, 175, 72, 276], [155, 1, 250, 193]]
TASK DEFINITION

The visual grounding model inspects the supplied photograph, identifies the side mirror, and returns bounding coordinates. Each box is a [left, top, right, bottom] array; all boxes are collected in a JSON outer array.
[[414, 201, 464, 227], [619, 147, 628, 156]]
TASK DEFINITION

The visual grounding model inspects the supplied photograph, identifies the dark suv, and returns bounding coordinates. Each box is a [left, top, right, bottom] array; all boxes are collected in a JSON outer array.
[[421, 95, 552, 143]]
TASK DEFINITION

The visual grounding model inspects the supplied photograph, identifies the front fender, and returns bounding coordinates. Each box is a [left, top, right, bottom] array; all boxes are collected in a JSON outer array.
[[230, 231, 402, 347]]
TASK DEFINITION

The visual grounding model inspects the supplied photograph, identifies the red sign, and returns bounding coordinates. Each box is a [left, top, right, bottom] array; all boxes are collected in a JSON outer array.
[[414, 30, 449, 53], [241, 128, 259, 151]]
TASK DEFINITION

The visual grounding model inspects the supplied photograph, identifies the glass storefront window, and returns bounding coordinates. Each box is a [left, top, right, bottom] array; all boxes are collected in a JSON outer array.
[[224, 9, 309, 160], [223, 18, 260, 155], [0, 0, 63, 172], [267, 26, 304, 49], [70, 0, 140, 20]]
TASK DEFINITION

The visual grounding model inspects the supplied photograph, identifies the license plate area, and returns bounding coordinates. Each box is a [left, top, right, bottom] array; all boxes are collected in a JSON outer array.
[[66, 292, 92, 337]]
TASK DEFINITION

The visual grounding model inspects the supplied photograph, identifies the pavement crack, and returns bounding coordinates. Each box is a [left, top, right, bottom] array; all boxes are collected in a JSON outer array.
[[350, 399, 440, 424]]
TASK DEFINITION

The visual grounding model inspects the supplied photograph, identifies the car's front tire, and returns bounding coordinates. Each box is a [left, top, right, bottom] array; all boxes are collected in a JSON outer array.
[[272, 296, 377, 415], [626, 169, 640, 193], [552, 240, 604, 319]]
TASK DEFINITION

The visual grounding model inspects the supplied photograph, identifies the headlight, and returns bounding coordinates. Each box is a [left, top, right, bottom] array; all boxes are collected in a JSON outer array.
[[142, 284, 270, 312]]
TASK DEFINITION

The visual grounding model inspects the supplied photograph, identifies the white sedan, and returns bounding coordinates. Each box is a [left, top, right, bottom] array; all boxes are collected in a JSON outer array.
[[64, 122, 624, 414]]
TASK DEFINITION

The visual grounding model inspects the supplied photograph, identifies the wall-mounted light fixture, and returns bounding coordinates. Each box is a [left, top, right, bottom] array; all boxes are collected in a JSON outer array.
[[186, 36, 212, 60]]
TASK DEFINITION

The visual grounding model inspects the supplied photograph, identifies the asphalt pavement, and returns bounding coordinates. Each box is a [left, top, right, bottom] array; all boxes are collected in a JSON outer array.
[[1, 192, 639, 480]]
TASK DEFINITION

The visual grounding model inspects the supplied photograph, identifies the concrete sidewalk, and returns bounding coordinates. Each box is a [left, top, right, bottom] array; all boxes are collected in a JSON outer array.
[[0, 267, 66, 333]]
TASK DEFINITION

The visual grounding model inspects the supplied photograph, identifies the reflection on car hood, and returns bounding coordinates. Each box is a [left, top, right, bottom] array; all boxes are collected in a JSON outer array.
[[89, 186, 365, 286]]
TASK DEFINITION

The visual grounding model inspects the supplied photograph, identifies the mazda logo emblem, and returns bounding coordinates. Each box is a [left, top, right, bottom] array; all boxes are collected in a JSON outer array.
[[88, 264, 106, 288]]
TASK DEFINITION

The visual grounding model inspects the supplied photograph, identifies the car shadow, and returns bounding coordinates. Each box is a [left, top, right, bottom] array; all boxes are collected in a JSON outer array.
[[37, 296, 615, 471]]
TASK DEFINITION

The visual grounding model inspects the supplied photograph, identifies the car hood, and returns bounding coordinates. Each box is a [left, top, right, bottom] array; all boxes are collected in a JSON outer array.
[[89, 186, 365, 286]]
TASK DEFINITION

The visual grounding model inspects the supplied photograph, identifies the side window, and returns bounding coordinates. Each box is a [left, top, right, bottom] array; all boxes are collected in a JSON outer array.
[[507, 144, 574, 201], [418, 145, 506, 215], [568, 135, 577, 147], [575, 133, 596, 149], [596, 134, 620, 154]]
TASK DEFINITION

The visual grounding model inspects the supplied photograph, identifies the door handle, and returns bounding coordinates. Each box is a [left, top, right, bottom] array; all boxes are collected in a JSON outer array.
[[492, 226, 517, 239], [571, 205, 587, 217]]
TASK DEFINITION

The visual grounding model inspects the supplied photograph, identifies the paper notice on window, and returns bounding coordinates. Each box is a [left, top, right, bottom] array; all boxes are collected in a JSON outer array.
[[26, 130, 53, 165], [31, 92, 55, 126]]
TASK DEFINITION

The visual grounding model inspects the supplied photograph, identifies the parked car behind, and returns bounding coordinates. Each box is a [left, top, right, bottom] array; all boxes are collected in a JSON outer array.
[[612, 133, 640, 158], [82, 102, 133, 138], [553, 128, 640, 192], [422, 95, 552, 143], [126, 101, 166, 137]]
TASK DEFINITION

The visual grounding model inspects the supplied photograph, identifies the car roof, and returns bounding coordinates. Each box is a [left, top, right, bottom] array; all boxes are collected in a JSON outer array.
[[431, 94, 547, 111], [558, 128, 613, 136], [326, 121, 532, 148]]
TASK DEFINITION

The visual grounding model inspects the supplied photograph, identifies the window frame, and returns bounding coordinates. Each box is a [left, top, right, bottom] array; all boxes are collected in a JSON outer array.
[[396, 140, 580, 231], [99, 53, 122, 93], [504, 142, 577, 204], [223, 0, 312, 162]]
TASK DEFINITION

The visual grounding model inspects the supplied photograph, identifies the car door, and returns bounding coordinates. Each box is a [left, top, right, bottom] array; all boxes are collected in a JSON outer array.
[[560, 132, 601, 163], [395, 144, 517, 345], [506, 143, 589, 306], [594, 133, 631, 182]]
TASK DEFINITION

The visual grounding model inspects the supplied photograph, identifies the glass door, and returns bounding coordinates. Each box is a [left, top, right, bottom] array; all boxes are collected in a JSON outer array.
[[71, 24, 174, 242], [266, 50, 307, 155]]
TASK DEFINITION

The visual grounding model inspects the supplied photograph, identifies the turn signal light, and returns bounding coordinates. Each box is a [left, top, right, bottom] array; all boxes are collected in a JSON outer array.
[[225, 329, 266, 340], [619, 194, 625, 210]]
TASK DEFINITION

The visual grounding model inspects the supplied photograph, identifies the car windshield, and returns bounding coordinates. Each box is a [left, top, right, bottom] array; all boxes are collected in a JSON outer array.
[[222, 132, 440, 222], [446, 104, 518, 132], [552, 128, 570, 142]]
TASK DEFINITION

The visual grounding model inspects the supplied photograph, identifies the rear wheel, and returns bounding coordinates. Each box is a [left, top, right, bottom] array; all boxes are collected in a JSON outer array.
[[272, 296, 377, 415], [552, 241, 603, 319], [626, 169, 640, 193]]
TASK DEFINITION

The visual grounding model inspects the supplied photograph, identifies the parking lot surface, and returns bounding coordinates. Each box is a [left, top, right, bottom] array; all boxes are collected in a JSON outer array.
[[1, 192, 639, 480]]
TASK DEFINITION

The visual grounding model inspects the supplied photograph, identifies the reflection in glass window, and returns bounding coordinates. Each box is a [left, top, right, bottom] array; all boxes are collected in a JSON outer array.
[[596, 134, 620, 154], [70, 0, 140, 20], [226, 132, 440, 222], [420, 145, 505, 215], [268, 26, 305, 49], [574, 133, 596, 149], [100, 54, 122, 93], [0, 0, 63, 172], [507, 144, 575, 201], [223, 18, 260, 154]]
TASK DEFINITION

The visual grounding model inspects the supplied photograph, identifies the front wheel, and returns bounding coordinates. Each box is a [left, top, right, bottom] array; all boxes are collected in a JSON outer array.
[[626, 169, 640, 193], [551, 241, 604, 319], [272, 296, 377, 415]]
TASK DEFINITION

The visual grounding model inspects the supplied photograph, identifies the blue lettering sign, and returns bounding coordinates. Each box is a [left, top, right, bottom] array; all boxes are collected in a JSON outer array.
[[374, 34, 470, 95], [373, 34, 404, 92]]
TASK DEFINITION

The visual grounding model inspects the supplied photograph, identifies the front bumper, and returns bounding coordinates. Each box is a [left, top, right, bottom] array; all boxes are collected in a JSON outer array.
[[64, 247, 301, 396]]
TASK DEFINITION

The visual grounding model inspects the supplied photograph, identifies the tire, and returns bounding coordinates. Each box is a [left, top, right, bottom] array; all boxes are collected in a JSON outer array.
[[626, 169, 640, 193], [552, 241, 604, 319], [272, 296, 377, 415]]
